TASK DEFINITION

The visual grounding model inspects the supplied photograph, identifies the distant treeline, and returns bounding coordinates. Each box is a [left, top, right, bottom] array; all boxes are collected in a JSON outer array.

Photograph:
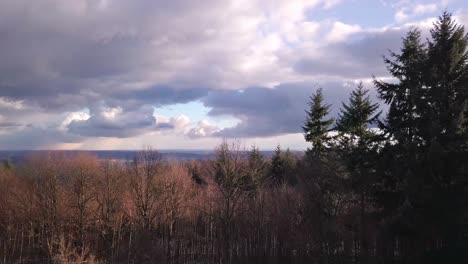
[[0, 150, 217, 163], [0, 11, 467, 264], [0, 150, 288, 165]]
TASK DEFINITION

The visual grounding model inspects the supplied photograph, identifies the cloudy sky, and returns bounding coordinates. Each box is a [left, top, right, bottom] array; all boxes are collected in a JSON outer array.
[[0, 0, 466, 150]]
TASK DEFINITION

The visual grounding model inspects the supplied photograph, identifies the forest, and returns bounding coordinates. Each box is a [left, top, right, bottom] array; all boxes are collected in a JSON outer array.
[[0, 11, 467, 264]]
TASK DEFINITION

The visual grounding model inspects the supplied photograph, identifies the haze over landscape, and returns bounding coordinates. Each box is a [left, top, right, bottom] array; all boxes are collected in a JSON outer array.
[[1, 0, 466, 150]]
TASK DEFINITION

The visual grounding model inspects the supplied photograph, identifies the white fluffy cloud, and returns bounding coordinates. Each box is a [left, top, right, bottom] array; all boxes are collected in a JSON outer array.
[[394, 1, 439, 23], [60, 111, 90, 130], [187, 120, 220, 138], [154, 114, 220, 138]]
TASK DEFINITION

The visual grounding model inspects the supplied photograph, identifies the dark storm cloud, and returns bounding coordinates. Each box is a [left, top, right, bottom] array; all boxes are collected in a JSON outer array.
[[0, 122, 21, 129], [202, 81, 382, 137], [0, 126, 82, 150], [67, 105, 172, 138], [0, 0, 228, 112], [110, 86, 211, 109], [293, 28, 407, 79], [0, 0, 259, 142]]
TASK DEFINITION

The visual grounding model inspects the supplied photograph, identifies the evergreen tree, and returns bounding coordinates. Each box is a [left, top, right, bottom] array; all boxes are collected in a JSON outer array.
[[1, 158, 14, 172], [460, 101, 468, 139], [283, 148, 298, 185], [335, 83, 380, 188], [248, 146, 267, 187], [335, 82, 380, 263], [335, 82, 380, 139], [375, 28, 426, 146], [303, 88, 334, 157], [372, 12, 468, 262], [269, 144, 285, 186], [189, 165, 206, 186], [422, 11, 468, 145], [373, 28, 428, 263], [422, 12, 468, 260]]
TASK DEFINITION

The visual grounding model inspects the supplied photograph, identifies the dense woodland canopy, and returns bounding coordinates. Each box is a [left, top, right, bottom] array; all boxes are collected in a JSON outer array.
[[0, 11, 467, 264]]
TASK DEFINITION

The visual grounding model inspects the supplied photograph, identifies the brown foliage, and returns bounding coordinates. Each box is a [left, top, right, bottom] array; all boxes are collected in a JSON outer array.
[[0, 146, 381, 264]]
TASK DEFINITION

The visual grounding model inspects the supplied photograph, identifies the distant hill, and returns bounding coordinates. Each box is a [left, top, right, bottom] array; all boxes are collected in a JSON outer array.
[[0, 150, 215, 164], [0, 150, 302, 165]]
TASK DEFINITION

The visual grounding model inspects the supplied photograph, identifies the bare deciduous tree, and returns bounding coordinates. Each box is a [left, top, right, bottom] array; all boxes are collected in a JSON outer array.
[[127, 148, 162, 230]]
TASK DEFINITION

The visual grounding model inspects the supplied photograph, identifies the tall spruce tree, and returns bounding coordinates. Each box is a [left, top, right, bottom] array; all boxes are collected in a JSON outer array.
[[423, 12, 468, 260], [303, 88, 334, 157], [373, 28, 428, 263], [375, 28, 426, 146], [372, 12, 468, 262], [335, 82, 381, 191], [335, 82, 380, 263], [418, 11, 468, 147]]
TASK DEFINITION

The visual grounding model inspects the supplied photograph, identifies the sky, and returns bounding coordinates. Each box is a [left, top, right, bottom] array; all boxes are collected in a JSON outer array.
[[0, 0, 467, 150]]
